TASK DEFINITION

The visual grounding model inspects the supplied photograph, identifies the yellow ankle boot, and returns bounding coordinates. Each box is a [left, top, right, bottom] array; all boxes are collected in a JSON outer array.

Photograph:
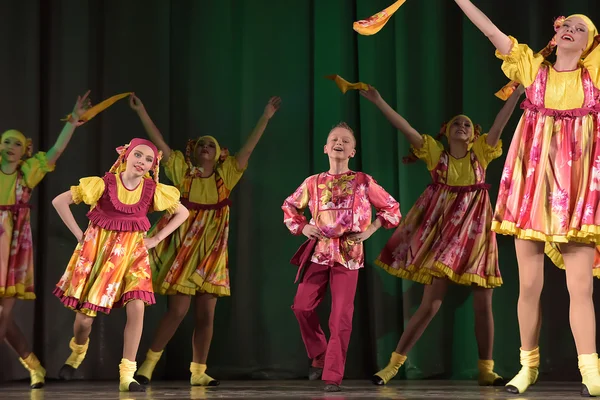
[[18, 353, 46, 389], [59, 337, 89, 380], [372, 352, 407, 385], [579, 353, 600, 396], [190, 362, 219, 386], [119, 358, 145, 392], [478, 359, 504, 386], [134, 349, 163, 384], [505, 347, 539, 394]]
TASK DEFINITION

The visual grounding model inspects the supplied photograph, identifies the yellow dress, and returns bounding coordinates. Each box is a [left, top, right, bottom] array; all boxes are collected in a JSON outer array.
[[492, 36, 600, 274], [150, 150, 245, 297], [0, 153, 55, 299], [54, 173, 180, 317], [376, 134, 503, 288]]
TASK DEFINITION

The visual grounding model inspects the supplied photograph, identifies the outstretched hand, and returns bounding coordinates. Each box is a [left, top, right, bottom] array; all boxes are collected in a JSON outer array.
[[70, 90, 92, 126], [359, 85, 382, 104], [129, 93, 145, 112], [264, 96, 282, 119]]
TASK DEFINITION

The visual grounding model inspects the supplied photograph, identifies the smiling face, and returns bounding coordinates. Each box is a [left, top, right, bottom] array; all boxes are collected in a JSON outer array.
[[194, 137, 217, 163], [1, 136, 25, 163], [447, 116, 473, 144], [324, 127, 356, 160], [125, 144, 155, 177], [556, 16, 590, 54]]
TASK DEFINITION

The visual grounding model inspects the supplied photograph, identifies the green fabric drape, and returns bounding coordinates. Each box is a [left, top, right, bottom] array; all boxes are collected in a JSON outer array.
[[0, 0, 598, 383]]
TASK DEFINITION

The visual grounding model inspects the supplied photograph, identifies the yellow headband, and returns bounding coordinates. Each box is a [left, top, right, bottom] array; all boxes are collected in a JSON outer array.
[[445, 115, 475, 145], [195, 135, 221, 162], [1, 129, 27, 146], [566, 14, 598, 56]]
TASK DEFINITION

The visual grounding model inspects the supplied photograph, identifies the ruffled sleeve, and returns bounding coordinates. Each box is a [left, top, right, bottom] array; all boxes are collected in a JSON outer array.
[[164, 150, 189, 187], [20, 152, 56, 189], [495, 36, 544, 88], [70, 177, 105, 206], [152, 183, 181, 214], [472, 134, 503, 170], [218, 155, 246, 190], [583, 45, 600, 89], [411, 135, 444, 171]]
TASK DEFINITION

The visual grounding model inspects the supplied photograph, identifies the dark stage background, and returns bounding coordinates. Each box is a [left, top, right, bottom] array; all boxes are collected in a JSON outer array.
[[1, 0, 599, 383]]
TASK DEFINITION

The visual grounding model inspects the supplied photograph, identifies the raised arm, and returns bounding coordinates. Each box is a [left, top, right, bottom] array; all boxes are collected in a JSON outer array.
[[236, 96, 281, 170], [486, 84, 525, 147], [129, 94, 172, 161], [52, 191, 84, 242], [46, 91, 91, 165], [360, 86, 423, 149], [454, 0, 513, 55]]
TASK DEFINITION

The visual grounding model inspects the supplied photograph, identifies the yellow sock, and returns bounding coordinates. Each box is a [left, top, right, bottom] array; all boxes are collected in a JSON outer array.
[[65, 337, 89, 369], [477, 359, 503, 386], [373, 352, 407, 385], [190, 362, 217, 386], [505, 347, 540, 394], [18, 353, 46, 388], [136, 349, 163, 381], [119, 358, 142, 392], [579, 353, 600, 396]]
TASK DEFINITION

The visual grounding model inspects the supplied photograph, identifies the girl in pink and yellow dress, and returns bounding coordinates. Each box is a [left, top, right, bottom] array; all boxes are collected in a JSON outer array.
[[52, 138, 189, 392], [360, 84, 523, 386], [0, 91, 90, 389], [456, 0, 600, 395], [128, 94, 280, 386]]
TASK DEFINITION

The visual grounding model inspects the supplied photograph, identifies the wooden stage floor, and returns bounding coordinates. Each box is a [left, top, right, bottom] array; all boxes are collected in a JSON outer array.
[[0, 380, 590, 399]]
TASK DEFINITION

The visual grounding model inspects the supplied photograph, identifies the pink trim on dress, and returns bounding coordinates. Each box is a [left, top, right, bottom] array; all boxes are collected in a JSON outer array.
[[53, 287, 155, 315]]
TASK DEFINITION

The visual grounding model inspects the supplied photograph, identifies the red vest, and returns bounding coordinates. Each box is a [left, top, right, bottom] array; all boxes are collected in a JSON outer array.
[[87, 173, 156, 232]]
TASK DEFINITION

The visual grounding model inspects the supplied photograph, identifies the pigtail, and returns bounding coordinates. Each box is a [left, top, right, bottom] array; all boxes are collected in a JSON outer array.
[[25, 138, 33, 158], [219, 147, 229, 163], [153, 150, 163, 184], [184, 139, 196, 167], [109, 144, 129, 174]]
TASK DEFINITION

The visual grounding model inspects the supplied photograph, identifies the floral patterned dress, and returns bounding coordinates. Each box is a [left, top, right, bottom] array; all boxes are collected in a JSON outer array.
[[150, 151, 245, 297], [0, 153, 54, 299], [492, 36, 600, 273], [53, 173, 180, 317], [376, 134, 503, 288]]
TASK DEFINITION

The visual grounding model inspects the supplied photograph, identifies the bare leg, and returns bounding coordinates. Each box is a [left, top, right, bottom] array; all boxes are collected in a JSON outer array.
[[192, 293, 217, 364], [190, 293, 219, 386], [514, 239, 545, 350], [135, 294, 191, 383], [373, 278, 448, 385], [0, 297, 17, 342], [59, 311, 95, 381], [5, 318, 31, 358], [123, 300, 145, 361], [472, 286, 494, 360], [561, 242, 600, 396], [119, 300, 146, 393], [149, 294, 192, 352], [505, 239, 545, 394], [395, 278, 449, 354], [73, 312, 94, 345]]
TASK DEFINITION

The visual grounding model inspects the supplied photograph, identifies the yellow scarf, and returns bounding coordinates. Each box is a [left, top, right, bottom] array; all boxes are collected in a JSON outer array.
[[62, 92, 132, 123], [353, 0, 407, 36]]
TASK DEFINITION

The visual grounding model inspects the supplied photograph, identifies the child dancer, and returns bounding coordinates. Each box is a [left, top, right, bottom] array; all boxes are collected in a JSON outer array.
[[282, 122, 401, 392], [0, 91, 91, 388], [455, 0, 600, 395], [360, 84, 524, 386], [130, 94, 281, 386], [52, 138, 189, 392]]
